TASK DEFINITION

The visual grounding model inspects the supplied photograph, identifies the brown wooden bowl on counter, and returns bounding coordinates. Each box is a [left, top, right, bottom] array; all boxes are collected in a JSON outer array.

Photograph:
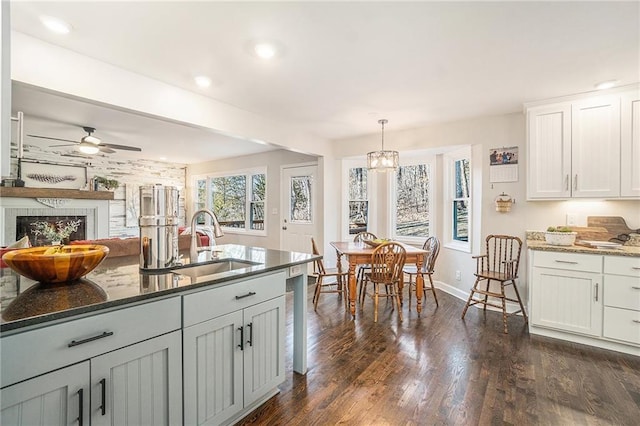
[[1, 245, 110, 283]]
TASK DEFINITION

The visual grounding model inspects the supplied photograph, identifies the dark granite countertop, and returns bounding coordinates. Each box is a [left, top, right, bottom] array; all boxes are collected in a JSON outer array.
[[0, 244, 319, 333]]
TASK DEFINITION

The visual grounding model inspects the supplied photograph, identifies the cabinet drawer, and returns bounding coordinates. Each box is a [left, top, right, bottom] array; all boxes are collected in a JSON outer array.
[[1, 297, 181, 388], [533, 251, 602, 273], [604, 275, 640, 311], [183, 271, 286, 327], [604, 256, 640, 277], [603, 306, 640, 345]]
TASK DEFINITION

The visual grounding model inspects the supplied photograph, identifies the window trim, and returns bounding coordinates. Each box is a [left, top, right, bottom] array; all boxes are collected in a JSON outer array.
[[191, 167, 267, 236], [390, 155, 436, 245], [443, 147, 471, 252]]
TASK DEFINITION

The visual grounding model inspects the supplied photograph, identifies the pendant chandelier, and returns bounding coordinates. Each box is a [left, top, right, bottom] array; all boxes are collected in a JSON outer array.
[[367, 119, 399, 171]]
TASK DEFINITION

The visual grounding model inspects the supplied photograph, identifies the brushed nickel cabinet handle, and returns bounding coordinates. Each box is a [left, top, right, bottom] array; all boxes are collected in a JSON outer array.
[[633, 320, 640, 324], [574, 174, 578, 190], [594, 283, 598, 302], [555, 260, 578, 264], [565, 174, 569, 191], [235, 292, 256, 300], [632, 287, 640, 290]]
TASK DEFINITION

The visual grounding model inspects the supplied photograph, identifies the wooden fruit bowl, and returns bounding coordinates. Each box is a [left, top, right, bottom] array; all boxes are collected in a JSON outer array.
[[363, 239, 391, 248], [1, 245, 109, 283]]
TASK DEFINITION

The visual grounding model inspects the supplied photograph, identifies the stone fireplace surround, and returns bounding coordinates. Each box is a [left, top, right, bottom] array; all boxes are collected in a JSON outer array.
[[1, 197, 110, 246]]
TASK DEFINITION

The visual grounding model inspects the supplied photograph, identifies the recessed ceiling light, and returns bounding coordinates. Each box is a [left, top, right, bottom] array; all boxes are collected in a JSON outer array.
[[39, 15, 72, 34], [159, 156, 167, 161], [254, 42, 277, 59], [194, 76, 211, 88], [595, 80, 619, 90]]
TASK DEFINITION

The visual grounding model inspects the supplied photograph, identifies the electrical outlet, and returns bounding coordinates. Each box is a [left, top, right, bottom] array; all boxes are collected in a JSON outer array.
[[455, 270, 461, 281], [566, 213, 578, 226]]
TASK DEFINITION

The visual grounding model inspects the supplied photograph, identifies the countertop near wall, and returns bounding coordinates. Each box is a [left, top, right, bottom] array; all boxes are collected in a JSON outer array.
[[526, 239, 640, 257]]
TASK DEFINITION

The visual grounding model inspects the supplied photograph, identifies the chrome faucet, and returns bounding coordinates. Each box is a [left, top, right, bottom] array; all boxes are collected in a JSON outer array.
[[189, 208, 224, 261]]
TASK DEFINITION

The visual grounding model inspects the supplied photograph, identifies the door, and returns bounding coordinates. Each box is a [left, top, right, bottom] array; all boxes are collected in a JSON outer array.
[[531, 268, 602, 337], [243, 296, 286, 407], [281, 165, 319, 254], [91, 330, 182, 426], [1, 362, 89, 426], [571, 96, 621, 198], [183, 311, 244, 426]]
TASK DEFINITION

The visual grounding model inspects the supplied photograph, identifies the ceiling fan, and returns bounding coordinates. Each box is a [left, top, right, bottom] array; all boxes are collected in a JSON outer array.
[[28, 126, 142, 154]]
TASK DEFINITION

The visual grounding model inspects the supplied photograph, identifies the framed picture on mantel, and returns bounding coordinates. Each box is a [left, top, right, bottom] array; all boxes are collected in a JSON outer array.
[[21, 160, 88, 190]]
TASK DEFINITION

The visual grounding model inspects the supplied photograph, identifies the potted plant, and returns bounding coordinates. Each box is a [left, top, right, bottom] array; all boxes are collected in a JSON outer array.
[[93, 176, 119, 191], [545, 226, 577, 246]]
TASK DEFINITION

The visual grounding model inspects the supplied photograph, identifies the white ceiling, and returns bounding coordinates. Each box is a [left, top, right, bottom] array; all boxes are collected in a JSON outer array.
[[9, 1, 640, 164]]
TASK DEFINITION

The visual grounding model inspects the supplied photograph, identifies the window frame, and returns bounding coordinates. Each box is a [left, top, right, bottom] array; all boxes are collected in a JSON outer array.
[[341, 159, 377, 240], [390, 155, 436, 245], [191, 167, 267, 236], [443, 147, 471, 252]]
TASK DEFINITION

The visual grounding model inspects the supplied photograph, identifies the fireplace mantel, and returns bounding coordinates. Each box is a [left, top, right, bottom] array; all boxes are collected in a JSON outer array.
[[0, 187, 114, 200]]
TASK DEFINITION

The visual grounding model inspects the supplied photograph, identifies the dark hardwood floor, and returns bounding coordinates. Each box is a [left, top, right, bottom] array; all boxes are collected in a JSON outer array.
[[239, 286, 640, 425]]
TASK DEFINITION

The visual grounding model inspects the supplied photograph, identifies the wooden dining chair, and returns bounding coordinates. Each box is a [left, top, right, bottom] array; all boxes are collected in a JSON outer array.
[[353, 231, 377, 300], [311, 237, 349, 311], [361, 242, 407, 322], [402, 236, 440, 307], [461, 234, 528, 333]]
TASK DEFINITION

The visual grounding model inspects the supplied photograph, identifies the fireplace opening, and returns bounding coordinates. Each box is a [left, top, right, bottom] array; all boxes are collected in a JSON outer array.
[[16, 216, 87, 246]]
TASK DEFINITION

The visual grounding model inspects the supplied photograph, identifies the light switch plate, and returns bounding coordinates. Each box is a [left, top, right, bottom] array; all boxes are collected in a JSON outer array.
[[566, 213, 578, 226]]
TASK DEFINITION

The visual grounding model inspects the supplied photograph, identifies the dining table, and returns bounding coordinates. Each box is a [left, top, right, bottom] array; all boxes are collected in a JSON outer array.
[[330, 240, 428, 318]]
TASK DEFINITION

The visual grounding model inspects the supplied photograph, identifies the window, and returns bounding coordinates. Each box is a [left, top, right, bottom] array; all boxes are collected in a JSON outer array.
[[193, 169, 266, 234], [394, 163, 432, 240], [348, 167, 368, 235], [453, 159, 470, 242], [444, 148, 471, 251]]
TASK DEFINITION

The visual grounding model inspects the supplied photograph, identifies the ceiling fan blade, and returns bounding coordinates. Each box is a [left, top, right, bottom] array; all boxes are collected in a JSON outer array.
[[28, 134, 78, 144], [98, 146, 116, 154], [101, 143, 142, 152], [49, 144, 76, 147]]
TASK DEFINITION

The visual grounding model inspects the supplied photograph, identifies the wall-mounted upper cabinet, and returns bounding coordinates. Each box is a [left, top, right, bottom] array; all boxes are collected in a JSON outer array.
[[621, 90, 640, 197], [526, 88, 639, 200]]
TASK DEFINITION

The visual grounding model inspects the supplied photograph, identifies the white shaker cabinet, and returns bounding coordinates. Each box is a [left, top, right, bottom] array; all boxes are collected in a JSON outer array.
[[1, 362, 90, 426], [530, 251, 603, 336], [526, 92, 631, 199], [570, 96, 620, 198], [183, 271, 286, 426], [602, 256, 640, 345], [527, 103, 572, 198], [621, 89, 640, 197]]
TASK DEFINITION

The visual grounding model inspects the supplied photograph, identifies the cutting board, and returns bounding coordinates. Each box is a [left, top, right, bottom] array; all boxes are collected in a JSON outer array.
[[587, 216, 639, 239], [567, 226, 610, 241]]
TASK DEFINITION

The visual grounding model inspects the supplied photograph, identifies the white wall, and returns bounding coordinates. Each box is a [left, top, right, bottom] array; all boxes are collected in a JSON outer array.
[[187, 149, 318, 250], [332, 112, 640, 304]]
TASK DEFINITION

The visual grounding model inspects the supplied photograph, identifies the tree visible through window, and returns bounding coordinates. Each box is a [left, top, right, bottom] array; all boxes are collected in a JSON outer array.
[[211, 175, 246, 228], [291, 176, 312, 223], [250, 174, 265, 230], [453, 159, 470, 242], [395, 164, 431, 237], [348, 167, 368, 234]]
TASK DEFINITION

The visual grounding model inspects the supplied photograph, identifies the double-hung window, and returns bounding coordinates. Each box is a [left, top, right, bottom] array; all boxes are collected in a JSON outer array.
[[348, 166, 369, 235], [392, 158, 434, 243], [192, 168, 266, 234], [444, 148, 471, 251]]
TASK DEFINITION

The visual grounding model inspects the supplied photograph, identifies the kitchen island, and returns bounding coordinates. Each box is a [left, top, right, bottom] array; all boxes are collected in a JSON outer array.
[[0, 244, 319, 425]]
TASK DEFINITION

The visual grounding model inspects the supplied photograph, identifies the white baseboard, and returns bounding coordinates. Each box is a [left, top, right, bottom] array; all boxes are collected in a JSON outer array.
[[434, 280, 524, 315]]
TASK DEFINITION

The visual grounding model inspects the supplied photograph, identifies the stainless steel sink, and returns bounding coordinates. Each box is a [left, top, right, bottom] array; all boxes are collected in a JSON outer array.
[[171, 259, 260, 278]]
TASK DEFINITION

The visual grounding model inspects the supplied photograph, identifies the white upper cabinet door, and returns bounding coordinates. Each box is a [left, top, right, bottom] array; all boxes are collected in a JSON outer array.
[[571, 96, 621, 198], [621, 89, 640, 197], [527, 103, 572, 199]]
